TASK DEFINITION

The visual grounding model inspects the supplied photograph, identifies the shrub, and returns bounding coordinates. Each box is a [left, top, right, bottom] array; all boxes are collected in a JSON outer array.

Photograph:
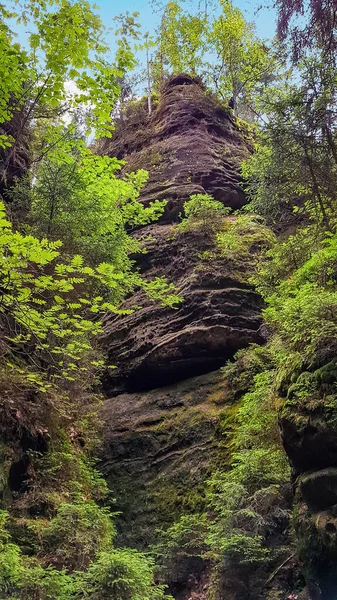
[[153, 514, 209, 582], [178, 193, 230, 233], [41, 499, 114, 571], [77, 548, 171, 600]]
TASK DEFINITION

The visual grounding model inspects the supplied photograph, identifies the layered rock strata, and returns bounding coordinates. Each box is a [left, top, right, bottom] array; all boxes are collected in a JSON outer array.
[[99, 75, 266, 598], [100, 74, 250, 222], [102, 223, 265, 396]]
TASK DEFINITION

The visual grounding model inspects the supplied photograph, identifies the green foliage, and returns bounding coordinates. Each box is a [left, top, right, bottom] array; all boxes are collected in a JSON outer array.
[[15, 132, 166, 266], [207, 360, 290, 576], [20, 563, 76, 600], [0, 12, 27, 139], [242, 56, 337, 228], [258, 232, 337, 362], [178, 193, 230, 233], [0, 4, 179, 600], [41, 499, 114, 570], [0, 0, 137, 151], [0, 510, 170, 600], [151, 1, 206, 86], [205, 0, 275, 115], [0, 189, 179, 595], [221, 345, 275, 401], [0, 510, 77, 599], [251, 226, 319, 298], [216, 214, 275, 261], [0, 198, 179, 387], [153, 514, 209, 581], [78, 549, 171, 600], [0, 511, 22, 597], [148, 0, 277, 117], [216, 533, 271, 567]]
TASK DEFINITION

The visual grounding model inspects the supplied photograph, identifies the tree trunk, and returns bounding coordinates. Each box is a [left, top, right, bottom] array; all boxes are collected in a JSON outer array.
[[146, 43, 152, 117]]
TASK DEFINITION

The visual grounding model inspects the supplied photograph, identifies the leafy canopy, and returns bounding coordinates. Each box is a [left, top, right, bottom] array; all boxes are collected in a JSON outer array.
[[0, 0, 136, 149]]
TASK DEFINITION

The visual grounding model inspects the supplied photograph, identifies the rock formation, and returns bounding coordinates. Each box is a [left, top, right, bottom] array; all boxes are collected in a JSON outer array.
[[102, 223, 265, 396], [99, 75, 274, 598], [279, 358, 337, 599], [100, 75, 263, 397], [100, 74, 249, 222]]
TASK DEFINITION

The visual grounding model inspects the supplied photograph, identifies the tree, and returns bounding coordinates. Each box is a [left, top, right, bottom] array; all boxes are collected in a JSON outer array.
[[0, 3, 183, 599], [13, 128, 166, 266], [149, 0, 276, 117], [242, 55, 337, 228], [275, 0, 337, 61], [206, 0, 274, 115], [178, 193, 230, 233], [151, 1, 206, 88], [0, 0, 138, 193]]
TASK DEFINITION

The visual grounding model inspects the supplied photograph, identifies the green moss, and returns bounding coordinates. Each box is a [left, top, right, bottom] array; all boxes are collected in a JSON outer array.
[[315, 360, 337, 386], [151, 481, 207, 527]]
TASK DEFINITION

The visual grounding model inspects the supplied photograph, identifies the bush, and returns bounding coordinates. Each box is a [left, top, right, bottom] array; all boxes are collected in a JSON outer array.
[[0, 510, 172, 600], [178, 193, 230, 233], [153, 514, 209, 582], [221, 345, 275, 401], [77, 549, 171, 600], [41, 499, 114, 570]]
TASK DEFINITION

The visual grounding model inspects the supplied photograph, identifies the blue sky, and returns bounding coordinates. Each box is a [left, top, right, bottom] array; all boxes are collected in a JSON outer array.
[[9, 0, 278, 82], [95, 0, 277, 41], [10, 0, 277, 55]]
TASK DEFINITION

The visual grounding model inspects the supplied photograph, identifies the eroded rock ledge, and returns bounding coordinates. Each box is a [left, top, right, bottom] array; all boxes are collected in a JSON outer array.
[[102, 224, 264, 395]]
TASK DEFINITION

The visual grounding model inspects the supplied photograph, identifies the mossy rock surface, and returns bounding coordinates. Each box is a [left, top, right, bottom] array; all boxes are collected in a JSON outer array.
[[100, 370, 235, 548], [280, 361, 337, 597], [99, 74, 251, 223]]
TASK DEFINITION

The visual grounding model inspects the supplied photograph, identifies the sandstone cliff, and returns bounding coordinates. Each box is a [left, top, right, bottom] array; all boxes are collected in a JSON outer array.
[[100, 75, 263, 396], [100, 74, 249, 222], [99, 75, 272, 599]]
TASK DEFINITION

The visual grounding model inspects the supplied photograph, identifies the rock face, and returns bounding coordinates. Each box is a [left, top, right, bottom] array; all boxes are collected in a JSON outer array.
[[101, 75, 263, 396], [279, 359, 337, 598], [100, 370, 233, 548], [102, 223, 264, 396], [100, 74, 250, 222], [99, 75, 265, 598]]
